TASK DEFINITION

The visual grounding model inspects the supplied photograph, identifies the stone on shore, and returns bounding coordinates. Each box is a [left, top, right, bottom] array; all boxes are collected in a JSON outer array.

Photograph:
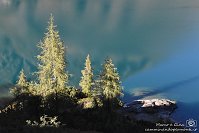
[[122, 99, 177, 122]]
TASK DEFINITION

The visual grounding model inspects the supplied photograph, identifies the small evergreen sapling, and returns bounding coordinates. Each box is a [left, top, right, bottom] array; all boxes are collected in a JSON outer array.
[[10, 69, 29, 96]]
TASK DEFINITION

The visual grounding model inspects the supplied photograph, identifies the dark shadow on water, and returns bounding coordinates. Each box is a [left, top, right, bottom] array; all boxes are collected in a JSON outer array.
[[122, 91, 134, 102], [123, 76, 199, 124], [172, 101, 199, 122], [124, 75, 199, 102]]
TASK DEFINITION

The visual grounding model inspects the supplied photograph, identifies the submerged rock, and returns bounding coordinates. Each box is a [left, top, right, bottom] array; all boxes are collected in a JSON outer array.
[[122, 99, 177, 122]]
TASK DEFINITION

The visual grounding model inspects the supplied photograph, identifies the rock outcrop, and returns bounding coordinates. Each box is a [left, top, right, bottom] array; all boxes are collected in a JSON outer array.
[[122, 99, 177, 122]]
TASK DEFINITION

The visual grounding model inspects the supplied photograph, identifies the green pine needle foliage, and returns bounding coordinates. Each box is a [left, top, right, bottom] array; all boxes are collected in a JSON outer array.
[[10, 69, 29, 96], [100, 58, 123, 100], [79, 54, 94, 97], [36, 14, 69, 97], [17, 69, 28, 87]]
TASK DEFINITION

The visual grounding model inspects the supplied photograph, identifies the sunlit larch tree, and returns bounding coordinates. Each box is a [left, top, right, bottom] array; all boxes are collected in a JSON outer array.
[[79, 54, 94, 97], [10, 69, 29, 96], [37, 14, 68, 97], [99, 58, 123, 106]]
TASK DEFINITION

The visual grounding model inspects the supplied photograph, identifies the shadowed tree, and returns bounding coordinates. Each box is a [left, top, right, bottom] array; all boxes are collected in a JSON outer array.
[[37, 14, 69, 97], [79, 54, 94, 97]]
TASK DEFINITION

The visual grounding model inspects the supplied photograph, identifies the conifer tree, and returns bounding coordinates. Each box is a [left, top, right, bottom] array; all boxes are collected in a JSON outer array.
[[79, 54, 94, 97], [99, 58, 123, 100], [10, 69, 28, 96], [17, 69, 28, 87], [37, 14, 68, 97]]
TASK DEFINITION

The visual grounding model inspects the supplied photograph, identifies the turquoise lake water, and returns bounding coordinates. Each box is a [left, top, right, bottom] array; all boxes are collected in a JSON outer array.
[[0, 0, 199, 123]]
